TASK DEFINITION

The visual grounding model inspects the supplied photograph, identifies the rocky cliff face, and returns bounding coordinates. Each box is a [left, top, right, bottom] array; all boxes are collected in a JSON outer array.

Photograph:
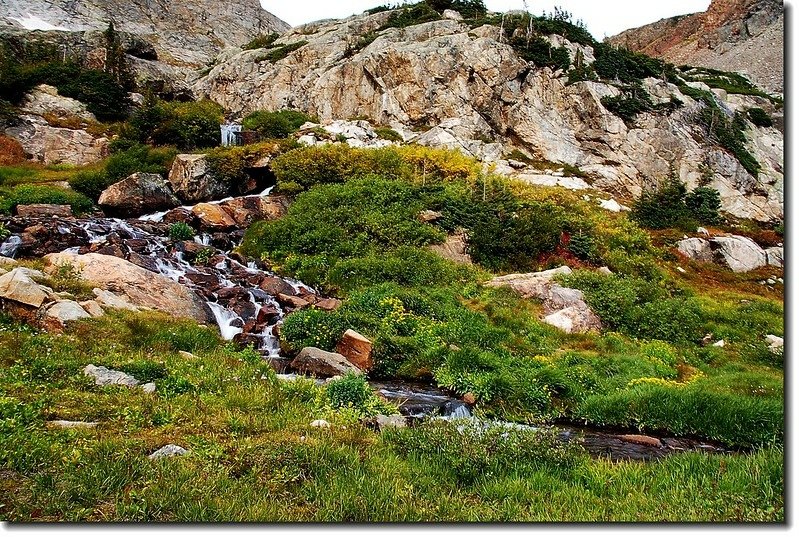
[[609, 0, 783, 94], [195, 11, 783, 223], [0, 0, 289, 66]]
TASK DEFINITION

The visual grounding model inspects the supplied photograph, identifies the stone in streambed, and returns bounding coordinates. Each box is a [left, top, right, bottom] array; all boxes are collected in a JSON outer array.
[[290, 347, 362, 378]]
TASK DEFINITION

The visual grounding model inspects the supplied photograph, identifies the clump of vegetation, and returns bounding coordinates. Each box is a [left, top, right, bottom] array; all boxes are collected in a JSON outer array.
[[600, 84, 655, 123], [242, 33, 280, 51], [205, 140, 294, 196], [324, 373, 397, 418], [125, 95, 224, 150], [631, 177, 722, 230], [385, 420, 583, 485], [747, 107, 773, 128], [242, 109, 316, 139], [256, 42, 308, 63], [169, 222, 195, 242], [0, 221, 10, 241], [0, 183, 93, 215], [374, 127, 403, 142]]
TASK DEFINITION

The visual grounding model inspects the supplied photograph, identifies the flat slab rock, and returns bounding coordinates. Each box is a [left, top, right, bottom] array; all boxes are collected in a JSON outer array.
[[83, 364, 155, 393]]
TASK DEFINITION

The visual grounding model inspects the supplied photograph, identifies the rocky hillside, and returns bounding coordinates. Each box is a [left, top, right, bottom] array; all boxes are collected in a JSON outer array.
[[0, 0, 289, 93], [609, 0, 783, 94], [195, 8, 783, 223]]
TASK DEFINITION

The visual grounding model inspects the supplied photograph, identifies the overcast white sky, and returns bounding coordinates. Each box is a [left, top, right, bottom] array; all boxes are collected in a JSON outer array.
[[261, 0, 712, 39]]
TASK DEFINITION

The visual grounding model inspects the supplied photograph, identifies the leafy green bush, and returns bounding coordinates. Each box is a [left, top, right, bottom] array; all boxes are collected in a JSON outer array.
[[324, 373, 396, 417], [426, 0, 487, 19], [0, 222, 9, 241], [105, 144, 178, 183], [381, 3, 441, 29], [600, 85, 654, 123], [385, 420, 584, 485], [593, 43, 673, 84], [169, 222, 195, 241], [513, 37, 571, 71], [242, 33, 280, 51], [562, 271, 703, 344], [271, 145, 408, 193], [0, 184, 93, 215], [747, 107, 773, 128], [280, 309, 345, 352], [128, 97, 223, 150], [68, 169, 114, 202], [374, 127, 403, 142], [257, 42, 308, 63], [242, 109, 316, 139]]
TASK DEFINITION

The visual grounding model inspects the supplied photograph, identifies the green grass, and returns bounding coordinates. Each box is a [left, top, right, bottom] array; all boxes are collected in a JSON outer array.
[[0, 311, 784, 521]]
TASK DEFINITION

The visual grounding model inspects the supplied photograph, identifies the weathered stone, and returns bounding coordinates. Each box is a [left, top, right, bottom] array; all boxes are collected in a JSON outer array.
[[765, 334, 783, 353], [191, 203, 237, 231], [712, 235, 768, 273], [79, 300, 106, 318], [487, 266, 573, 299], [47, 420, 99, 429], [429, 232, 472, 265], [15, 204, 73, 218], [98, 173, 180, 218], [43, 300, 91, 331], [544, 306, 602, 334], [765, 247, 783, 267], [44, 252, 212, 323], [168, 154, 228, 203], [677, 238, 714, 263], [315, 298, 343, 311], [372, 415, 407, 430], [148, 445, 189, 460], [0, 268, 49, 308], [218, 196, 290, 227], [310, 420, 331, 429], [290, 347, 362, 378], [5, 114, 109, 166], [277, 293, 309, 309], [618, 434, 662, 447], [21, 84, 96, 122], [84, 364, 140, 388], [336, 329, 374, 371], [419, 210, 443, 222], [91, 289, 140, 312]]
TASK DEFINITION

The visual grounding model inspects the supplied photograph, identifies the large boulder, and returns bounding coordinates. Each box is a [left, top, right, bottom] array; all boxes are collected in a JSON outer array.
[[21, 84, 96, 122], [487, 266, 573, 298], [15, 204, 73, 218], [191, 203, 237, 231], [429, 231, 472, 265], [218, 196, 290, 227], [43, 252, 213, 324], [98, 173, 180, 218], [712, 235, 768, 273], [168, 154, 228, 203], [544, 305, 602, 334], [765, 247, 784, 267], [290, 347, 362, 378]]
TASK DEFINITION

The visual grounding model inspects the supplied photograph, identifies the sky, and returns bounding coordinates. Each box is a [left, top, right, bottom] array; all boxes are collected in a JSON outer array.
[[261, 0, 712, 40]]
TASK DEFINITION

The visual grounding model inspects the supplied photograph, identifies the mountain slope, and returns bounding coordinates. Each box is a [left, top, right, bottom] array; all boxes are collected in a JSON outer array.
[[195, 10, 783, 223], [0, 0, 290, 67], [609, 0, 783, 94]]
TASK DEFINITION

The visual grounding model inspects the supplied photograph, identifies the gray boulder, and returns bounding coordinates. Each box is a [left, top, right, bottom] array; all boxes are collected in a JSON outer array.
[[98, 173, 180, 218], [712, 235, 768, 273], [765, 247, 784, 267], [149, 445, 189, 460], [677, 238, 714, 263], [168, 154, 228, 203], [290, 347, 362, 378]]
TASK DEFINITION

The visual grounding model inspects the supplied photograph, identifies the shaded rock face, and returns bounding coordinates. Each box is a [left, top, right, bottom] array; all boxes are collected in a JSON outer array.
[[610, 0, 783, 94], [196, 12, 783, 223], [0, 0, 290, 68], [43, 251, 213, 324], [98, 173, 180, 218], [168, 154, 227, 204]]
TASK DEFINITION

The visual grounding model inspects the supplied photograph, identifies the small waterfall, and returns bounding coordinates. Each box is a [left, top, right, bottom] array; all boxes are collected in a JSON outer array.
[[208, 302, 244, 340]]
